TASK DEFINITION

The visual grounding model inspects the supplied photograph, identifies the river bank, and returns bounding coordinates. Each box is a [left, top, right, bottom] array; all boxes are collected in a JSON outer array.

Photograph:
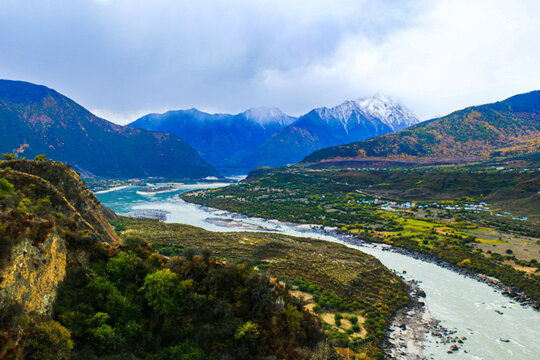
[[97, 185, 540, 359]]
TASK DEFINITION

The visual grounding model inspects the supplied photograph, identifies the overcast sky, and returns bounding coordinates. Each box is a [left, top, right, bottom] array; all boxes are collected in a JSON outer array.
[[1, 0, 539, 124]]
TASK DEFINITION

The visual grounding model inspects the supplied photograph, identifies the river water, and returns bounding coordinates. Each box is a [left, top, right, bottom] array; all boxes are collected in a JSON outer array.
[[97, 184, 540, 360]]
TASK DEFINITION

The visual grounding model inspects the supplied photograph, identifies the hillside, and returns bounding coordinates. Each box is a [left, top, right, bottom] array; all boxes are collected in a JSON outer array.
[[303, 90, 540, 165], [130, 107, 296, 174], [244, 92, 420, 168], [0, 160, 119, 321], [113, 217, 409, 358], [0, 160, 327, 359], [0, 80, 219, 179]]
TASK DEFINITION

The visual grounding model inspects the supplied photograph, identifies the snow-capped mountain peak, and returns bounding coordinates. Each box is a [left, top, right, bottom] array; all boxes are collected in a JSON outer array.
[[241, 106, 296, 126], [355, 92, 420, 130], [315, 92, 420, 131]]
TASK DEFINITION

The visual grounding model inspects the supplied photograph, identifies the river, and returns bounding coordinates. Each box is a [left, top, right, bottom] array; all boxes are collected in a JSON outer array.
[[96, 184, 540, 360]]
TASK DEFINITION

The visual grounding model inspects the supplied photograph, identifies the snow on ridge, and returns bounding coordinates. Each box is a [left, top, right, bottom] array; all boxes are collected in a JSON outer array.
[[315, 92, 420, 131], [242, 106, 295, 126]]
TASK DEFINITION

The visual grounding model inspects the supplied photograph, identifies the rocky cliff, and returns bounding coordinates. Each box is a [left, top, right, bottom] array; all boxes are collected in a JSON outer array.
[[0, 160, 118, 318]]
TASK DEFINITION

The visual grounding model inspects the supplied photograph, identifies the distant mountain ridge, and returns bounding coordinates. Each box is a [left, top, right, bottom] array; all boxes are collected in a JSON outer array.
[[242, 92, 420, 169], [130, 107, 296, 174], [303, 90, 540, 165], [131, 92, 420, 173], [0, 80, 219, 179]]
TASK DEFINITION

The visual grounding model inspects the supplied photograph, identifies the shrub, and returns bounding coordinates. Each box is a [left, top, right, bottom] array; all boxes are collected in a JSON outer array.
[[166, 340, 206, 360], [25, 320, 74, 360], [0, 178, 15, 194], [200, 247, 212, 262], [122, 236, 145, 250], [1, 153, 17, 160], [349, 315, 358, 325], [234, 321, 260, 340], [183, 247, 198, 261]]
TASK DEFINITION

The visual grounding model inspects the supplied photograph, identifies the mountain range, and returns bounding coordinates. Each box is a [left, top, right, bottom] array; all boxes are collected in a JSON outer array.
[[130, 107, 296, 174], [129, 91, 420, 174], [242, 91, 419, 170], [303, 90, 540, 166], [4, 79, 537, 179], [0, 80, 219, 179]]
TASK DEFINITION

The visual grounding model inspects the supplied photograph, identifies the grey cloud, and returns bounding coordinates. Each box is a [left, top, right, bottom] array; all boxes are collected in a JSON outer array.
[[0, 0, 538, 123]]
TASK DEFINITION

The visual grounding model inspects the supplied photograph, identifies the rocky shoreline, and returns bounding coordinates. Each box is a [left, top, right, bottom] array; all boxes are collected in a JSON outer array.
[[383, 280, 429, 359], [124, 209, 170, 221], [382, 280, 473, 359]]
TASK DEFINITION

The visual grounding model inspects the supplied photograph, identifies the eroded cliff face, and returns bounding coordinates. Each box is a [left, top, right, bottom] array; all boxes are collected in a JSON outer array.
[[0, 160, 119, 316], [0, 160, 123, 359], [0, 233, 67, 315]]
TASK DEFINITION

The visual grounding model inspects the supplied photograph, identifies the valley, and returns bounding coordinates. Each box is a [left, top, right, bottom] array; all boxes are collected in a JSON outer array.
[[97, 182, 540, 359], [2, 2, 539, 359], [181, 166, 540, 307]]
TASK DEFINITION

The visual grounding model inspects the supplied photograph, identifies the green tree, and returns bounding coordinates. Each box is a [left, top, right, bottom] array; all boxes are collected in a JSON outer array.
[[142, 269, 180, 315]]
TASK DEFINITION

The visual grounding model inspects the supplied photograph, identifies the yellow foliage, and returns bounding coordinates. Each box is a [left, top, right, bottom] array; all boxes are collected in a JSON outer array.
[[458, 258, 471, 267], [25, 320, 73, 360]]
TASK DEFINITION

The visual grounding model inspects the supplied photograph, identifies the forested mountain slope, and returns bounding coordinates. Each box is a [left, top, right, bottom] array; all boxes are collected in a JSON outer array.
[[0, 80, 219, 179]]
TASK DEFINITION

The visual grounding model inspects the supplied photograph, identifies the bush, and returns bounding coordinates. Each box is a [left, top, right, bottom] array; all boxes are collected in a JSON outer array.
[[0, 178, 15, 196], [1, 153, 17, 160], [200, 247, 212, 262], [183, 247, 198, 261], [25, 320, 74, 360], [122, 236, 145, 250], [234, 321, 260, 340], [166, 340, 206, 360], [349, 315, 358, 325]]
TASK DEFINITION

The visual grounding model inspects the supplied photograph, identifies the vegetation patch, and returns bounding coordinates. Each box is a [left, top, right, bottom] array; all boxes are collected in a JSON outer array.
[[113, 217, 409, 358], [181, 167, 540, 307]]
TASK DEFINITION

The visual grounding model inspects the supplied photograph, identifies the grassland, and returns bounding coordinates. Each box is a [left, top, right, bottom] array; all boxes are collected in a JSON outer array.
[[113, 217, 409, 359]]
